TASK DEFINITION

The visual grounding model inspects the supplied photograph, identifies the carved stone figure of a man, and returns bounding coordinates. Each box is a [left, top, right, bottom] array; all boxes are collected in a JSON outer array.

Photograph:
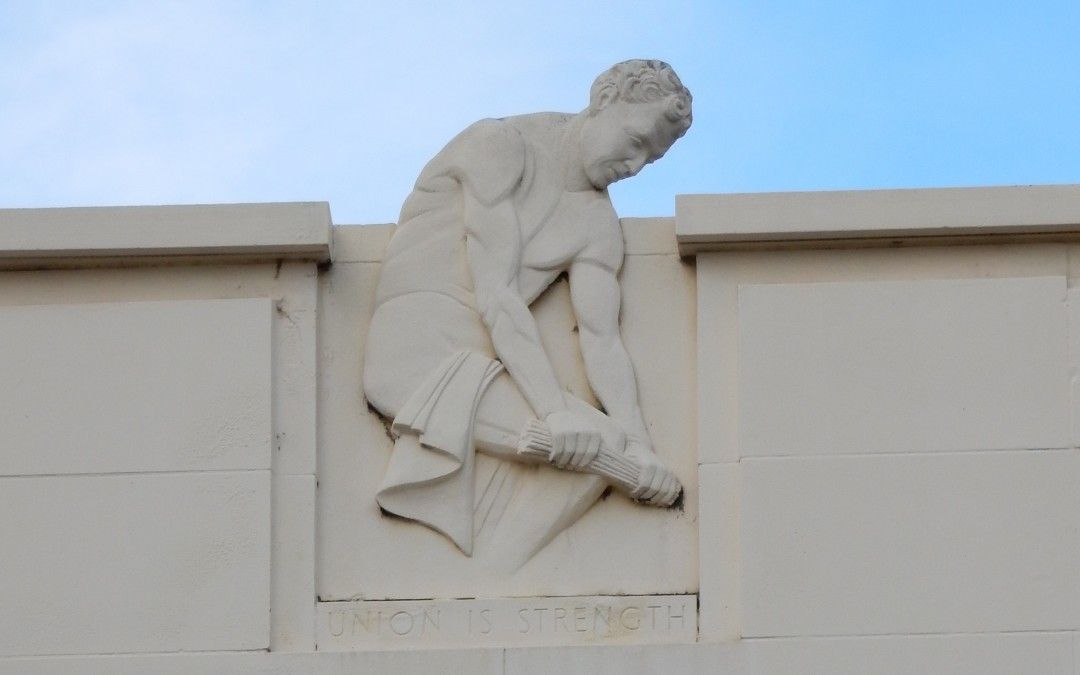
[[363, 60, 692, 559]]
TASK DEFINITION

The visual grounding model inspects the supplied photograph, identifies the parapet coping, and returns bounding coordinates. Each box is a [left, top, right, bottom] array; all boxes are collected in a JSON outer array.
[[331, 217, 679, 263], [0, 202, 333, 269], [676, 184, 1080, 254]]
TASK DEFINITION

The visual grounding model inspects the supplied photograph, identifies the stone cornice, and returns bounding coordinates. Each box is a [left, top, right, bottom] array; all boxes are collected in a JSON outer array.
[[0, 202, 333, 269], [676, 184, 1080, 254]]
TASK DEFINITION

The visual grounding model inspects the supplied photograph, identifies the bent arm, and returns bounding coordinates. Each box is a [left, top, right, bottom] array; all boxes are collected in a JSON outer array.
[[465, 193, 566, 419], [568, 259, 651, 446]]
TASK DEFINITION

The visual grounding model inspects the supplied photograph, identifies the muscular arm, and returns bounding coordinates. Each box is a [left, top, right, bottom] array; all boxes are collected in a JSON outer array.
[[568, 259, 651, 446], [465, 193, 567, 419], [432, 118, 566, 419], [569, 256, 680, 504]]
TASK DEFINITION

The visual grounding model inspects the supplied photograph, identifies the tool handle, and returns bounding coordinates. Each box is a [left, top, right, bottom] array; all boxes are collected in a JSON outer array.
[[517, 418, 641, 495]]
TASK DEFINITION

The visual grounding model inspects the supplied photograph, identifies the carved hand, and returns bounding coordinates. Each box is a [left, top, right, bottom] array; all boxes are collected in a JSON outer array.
[[627, 441, 682, 507], [543, 410, 605, 470]]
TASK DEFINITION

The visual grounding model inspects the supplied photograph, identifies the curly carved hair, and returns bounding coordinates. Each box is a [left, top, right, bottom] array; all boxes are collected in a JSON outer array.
[[588, 59, 692, 135]]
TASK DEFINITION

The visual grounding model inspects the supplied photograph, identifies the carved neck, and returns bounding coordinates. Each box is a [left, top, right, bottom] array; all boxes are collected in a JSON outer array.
[[560, 111, 598, 194]]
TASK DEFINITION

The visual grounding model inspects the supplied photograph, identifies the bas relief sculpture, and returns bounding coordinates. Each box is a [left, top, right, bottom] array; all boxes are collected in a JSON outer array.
[[363, 60, 692, 569]]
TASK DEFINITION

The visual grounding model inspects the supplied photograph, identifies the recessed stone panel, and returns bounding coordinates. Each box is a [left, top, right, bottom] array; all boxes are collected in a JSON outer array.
[[740, 451, 1080, 637], [317, 246, 698, 601], [0, 471, 270, 655], [743, 633, 1073, 675], [0, 298, 272, 476], [317, 595, 696, 650], [738, 276, 1069, 457]]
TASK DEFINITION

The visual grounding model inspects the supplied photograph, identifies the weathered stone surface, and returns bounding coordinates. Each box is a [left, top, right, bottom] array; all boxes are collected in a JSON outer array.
[[272, 475, 316, 652], [740, 451, 1080, 637], [738, 276, 1069, 457], [0, 298, 272, 476], [317, 595, 696, 650], [0, 471, 270, 656], [317, 235, 698, 600]]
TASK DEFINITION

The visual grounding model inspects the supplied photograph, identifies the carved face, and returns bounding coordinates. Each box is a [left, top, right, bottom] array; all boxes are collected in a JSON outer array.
[[580, 100, 681, 190]]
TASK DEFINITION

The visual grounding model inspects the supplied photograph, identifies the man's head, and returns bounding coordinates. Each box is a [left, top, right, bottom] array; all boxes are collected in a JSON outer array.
[[580, 60, 693, 190], [588, 60, 693, 132]]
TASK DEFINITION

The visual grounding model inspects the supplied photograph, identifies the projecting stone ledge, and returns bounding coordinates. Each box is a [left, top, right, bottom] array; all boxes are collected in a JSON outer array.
[[676, 183, 1080, 254], [0, 201, 333, 269]]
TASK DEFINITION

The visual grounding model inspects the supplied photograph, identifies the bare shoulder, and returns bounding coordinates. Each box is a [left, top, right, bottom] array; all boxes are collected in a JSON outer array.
[[418, 118, 527, 205], [503, 112, 574, 144], [574, 191, 624, 272]]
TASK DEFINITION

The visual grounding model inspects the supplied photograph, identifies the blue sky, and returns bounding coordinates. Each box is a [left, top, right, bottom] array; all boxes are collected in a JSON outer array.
[[3, 1, 1079, 223]]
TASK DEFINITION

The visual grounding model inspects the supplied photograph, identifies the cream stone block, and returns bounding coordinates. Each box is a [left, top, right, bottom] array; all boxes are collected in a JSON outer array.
[[0, 654, 294, 675], [739, 276, 1069, 457], [306, 649, 504, 674], [698, 463, 739, 642], [0, 261, 312, 310], [0, 202, 332, 268], [741, 451, 1080, 637], [0, 649, 503, 675], [0, 298, 272, 476], [271, 475, 316, 651], [505, 643, 744, 675], [1075, 633, 1080, 675], [272, 263, 318, 476], [332, 224, 394, 262], [1068, 289, 1080, 446], [0, 262, 319, 476], [696, 245, 1068, 464], [318, 595, 695, 650], [5, 638, 1068, 675], [620, 217, 678, 255], [744, 633, 1073, 675], [0, 471, 270, 656], [318, 250, 697, 600], [676, 184, 1080, 252], [332, 220, 677, 262]]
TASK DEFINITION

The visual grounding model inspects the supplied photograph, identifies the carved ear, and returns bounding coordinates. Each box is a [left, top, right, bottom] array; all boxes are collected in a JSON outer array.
[[593, 83, 619, 112]]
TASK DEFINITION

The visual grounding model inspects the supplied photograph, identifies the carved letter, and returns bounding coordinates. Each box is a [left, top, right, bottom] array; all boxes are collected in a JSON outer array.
[[666, 604, 686, 630], [390, 610, 414, 636], [422, 608, 440, 634], [478, 608, 493, 635], [594, 604, 613, 633], [533, 607, 548, 633], [353, 610, 378, 635], [554, 607, 569, 632], [574, 606, 589, 633], [619, 606, 641, 631], [647, 604, 662, 629]]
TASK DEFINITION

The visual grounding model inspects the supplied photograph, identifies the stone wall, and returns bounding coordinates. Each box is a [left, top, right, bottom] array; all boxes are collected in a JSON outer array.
[[1, 188, 1079, 673]]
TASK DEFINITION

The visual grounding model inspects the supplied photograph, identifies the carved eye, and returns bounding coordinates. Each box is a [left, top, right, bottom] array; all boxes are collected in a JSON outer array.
[[630, 136, 644, 149]]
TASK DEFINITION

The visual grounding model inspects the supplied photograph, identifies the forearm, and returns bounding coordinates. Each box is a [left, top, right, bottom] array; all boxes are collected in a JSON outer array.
[[580, 332, 649, 444], [463, 185, 565, 418], [480, 285, 566, 418]]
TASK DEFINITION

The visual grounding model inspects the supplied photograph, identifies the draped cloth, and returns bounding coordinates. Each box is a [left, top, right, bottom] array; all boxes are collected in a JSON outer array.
[[375, 350, 503, 555]]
